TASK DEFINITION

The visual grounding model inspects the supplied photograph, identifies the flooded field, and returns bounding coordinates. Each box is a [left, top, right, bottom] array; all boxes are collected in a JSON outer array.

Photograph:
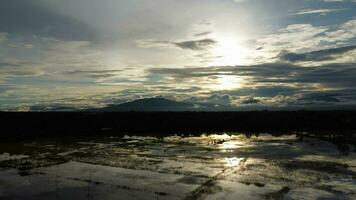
[[0, 134, 355, 200]]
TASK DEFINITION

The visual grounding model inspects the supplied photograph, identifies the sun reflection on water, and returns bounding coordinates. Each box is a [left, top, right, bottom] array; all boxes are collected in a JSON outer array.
[[224, 157, 244, 167], [208, 134, 231, 140], [220, 141, 243, 149]]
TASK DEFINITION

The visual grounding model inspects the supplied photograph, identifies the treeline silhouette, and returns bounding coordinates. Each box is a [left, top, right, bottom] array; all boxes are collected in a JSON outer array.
[[1, 111, 356, 141]]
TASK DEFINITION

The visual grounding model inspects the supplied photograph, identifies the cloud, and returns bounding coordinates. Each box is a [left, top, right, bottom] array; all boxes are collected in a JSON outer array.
[[150, 63, 305, 80], [148, 62, 356, 90], [0, 84, 119, 111], [181, 87, 356, 109], [256, 24, 329, 60], [3, 59, 356, 110], [186, 93, 233, 106], [45, 39, 92, 52], [193, 31, 213, 37], [0, 60, 23, 68], [341, 19, 356, 34], [255, 19, 356, 63], [0, 32, 8, 44], [38, 38, 104, 69], [323, 0, 344, 2], [324, 19, 356, 43], [0, 37, 119, 86], [0, 60, 45, 80], [298, 92, 341, 103], [294, 8, 346, 15], [65, 69, 123, 78], [240, 97, 260, 104], [0, 0, 97, 41], [228, 86, 300, 97], [137, 38, 217, 51], [279, 45, 356, 62], [174, 39, 216, 50]]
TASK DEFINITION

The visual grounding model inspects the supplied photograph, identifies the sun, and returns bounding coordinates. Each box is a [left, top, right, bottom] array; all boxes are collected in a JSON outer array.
[[210, 36, 248, 66], [206, 36, 248, 90]]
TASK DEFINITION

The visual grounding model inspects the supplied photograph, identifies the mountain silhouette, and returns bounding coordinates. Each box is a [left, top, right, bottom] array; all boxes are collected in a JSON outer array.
[[90, 98, 198, 112]]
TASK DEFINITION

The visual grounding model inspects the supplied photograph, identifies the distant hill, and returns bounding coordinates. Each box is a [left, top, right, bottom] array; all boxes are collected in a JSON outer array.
[[90, 98, 199, 112], [27, 97, 235, 112]]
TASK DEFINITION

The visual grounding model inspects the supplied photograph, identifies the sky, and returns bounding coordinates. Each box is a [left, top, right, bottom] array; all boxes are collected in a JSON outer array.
[[0, 0, 356, 111]]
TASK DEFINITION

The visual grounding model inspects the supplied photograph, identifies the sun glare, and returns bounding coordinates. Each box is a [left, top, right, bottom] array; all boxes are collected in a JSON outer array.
[[205, 36, 248, 90], [210, 75, 244, 90], [211, 36, 248, 66]]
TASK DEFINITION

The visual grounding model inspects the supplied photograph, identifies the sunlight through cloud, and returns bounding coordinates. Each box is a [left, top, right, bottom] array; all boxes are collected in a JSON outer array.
[[210, 37, 249, 66], [210, 75, 244, 91]]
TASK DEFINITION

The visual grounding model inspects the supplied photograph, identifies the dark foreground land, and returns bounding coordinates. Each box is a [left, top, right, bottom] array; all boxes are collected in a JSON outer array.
[[1, 111, 356, 139]]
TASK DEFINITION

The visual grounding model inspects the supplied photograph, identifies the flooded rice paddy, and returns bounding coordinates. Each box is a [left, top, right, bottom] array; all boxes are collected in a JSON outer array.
[[0, 134, 355, 200]]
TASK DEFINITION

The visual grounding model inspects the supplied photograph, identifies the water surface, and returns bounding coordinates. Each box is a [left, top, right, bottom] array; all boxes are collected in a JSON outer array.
[[0, 134, 355, 199]]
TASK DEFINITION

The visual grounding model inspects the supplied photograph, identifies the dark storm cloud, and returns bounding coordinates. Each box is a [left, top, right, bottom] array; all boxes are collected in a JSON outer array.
[[0, 0, 97, 41], [279, 45, 356, 62], [174, 39, 216, 50]]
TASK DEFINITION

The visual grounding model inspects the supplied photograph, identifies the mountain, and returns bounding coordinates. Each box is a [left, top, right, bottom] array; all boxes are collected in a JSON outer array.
[[90, 98, 199, 112]]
